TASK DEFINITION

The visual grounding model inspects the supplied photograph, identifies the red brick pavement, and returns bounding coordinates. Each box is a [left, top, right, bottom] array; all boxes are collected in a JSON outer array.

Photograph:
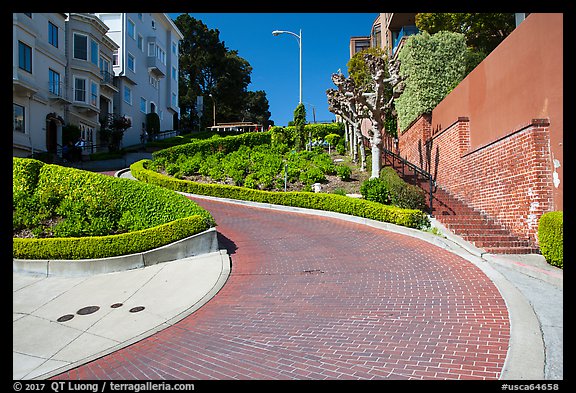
[[52, 197, 510, 380]]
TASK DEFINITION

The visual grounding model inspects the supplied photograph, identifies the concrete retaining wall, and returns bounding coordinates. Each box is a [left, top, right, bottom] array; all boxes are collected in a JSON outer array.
[[13, 227, 219, 277]]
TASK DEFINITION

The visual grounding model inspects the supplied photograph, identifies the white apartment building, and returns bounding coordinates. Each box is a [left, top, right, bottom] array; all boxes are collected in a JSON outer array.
[[13, 13, 68, 157], [94, 13, 183, 147], [13, 12, 182, 157]]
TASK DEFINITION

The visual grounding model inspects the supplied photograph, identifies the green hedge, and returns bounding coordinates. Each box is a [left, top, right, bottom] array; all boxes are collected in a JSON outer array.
[[538, 211, 563, 268], [13, 157, 214, 260], [395, 31, 467, 132], [131, 159, 431, 230], [152, 131, 272, 162], [13, 215, 208, 260]]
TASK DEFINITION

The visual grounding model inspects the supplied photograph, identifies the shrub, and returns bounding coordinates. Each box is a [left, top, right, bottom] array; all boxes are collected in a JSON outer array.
[[380, 166, 426, 210], [538, 211, 563, 268], [131, 159, 430, 230], [360, 178, 391, 205], [13, 157, 214, 259], [336, 165, 352, 181], [395, 31, 467, 132]]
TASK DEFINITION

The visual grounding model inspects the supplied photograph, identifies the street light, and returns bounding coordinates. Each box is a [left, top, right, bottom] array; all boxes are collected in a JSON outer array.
[[208, 93, 216, 127], [272, 29, 302, 104]]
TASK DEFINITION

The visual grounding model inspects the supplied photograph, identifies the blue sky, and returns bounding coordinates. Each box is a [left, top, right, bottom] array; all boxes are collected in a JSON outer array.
[[168, 13, 379, 126]]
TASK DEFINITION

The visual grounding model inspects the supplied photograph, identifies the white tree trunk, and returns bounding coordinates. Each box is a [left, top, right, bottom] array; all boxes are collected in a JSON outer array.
[[370, 125, 382, 178]]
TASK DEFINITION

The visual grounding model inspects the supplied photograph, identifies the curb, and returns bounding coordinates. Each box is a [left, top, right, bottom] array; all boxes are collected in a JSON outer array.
[[181, 192, 547, 380], [13, 227, 219, 277]]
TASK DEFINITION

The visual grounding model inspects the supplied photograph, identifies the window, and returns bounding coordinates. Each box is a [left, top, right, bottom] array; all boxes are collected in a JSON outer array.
[[137, 13, 143, 21], [148, 42, 155, 57], [127, 53, 135, 72], [18, 41, 32, 73], [157, 46, 166, 65], [172, 66, 177, 81], [140, 97, 147, 113], [73, 33, 88, 60], [123, 86, 132, 105], [137, 35, 143, 51], [90, 39, 99, 65], [172, 41, 177, 55], [112, 50, 119, 66], [13, 104, 25, 133], [99, 57, 110, 74], [171, 92, 177, 108], [49, 69, 61, 96], [90, 81, 98, 106], [127, 18, 135, 40], [149, 75, 158, 89], [48, 21, 58, 48], [74, 77, 86, 102]]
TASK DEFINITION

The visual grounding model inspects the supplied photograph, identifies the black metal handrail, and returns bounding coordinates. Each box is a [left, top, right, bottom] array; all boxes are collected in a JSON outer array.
[[381, 146, 436, 216]]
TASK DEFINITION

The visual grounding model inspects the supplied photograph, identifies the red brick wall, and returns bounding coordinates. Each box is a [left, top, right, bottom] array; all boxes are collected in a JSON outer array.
[[399, 116, 553, 245]]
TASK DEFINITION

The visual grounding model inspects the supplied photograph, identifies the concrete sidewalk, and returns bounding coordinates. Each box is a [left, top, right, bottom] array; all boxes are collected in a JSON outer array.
[[13, 250, 230, 380]]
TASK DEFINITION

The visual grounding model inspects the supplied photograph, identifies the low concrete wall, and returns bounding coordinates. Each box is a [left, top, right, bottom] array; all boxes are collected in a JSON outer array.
[[13, 227, 219, 277]]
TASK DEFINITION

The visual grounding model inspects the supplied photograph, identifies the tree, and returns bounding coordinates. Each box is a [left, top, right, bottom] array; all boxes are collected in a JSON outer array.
[[327, 77, 367, 172], [241, 90, 272, 128], [293, 103, 306, 151], [99, 114, 132, 152], [415, 13, 515, 74], [331, 53, 405, 179], [175, 14, 270, 131]]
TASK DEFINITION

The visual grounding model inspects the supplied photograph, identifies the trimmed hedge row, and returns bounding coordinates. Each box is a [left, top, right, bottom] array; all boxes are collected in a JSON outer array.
[[538, 211, 563, 268], [131, 160, 431, 230], [152, 131, 272, 162], [13, 157, 214, 260], [13, 215, 208, 260]]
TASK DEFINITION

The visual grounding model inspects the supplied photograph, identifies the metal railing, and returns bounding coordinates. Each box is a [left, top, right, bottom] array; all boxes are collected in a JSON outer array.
[[381, 146, 436, 216]]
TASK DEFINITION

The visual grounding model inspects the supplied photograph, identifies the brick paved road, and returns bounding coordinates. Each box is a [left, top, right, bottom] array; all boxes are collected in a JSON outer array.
[[52, 197, 510, 380]]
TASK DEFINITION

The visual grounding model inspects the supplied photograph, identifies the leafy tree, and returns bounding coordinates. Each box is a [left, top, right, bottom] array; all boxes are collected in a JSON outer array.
[[175, 14, 270, 130], [415, 13, 515, 74], [241, 90, 272, 128], [293, 103, 306, 151], [99, 114, 132, 152], [346, 46, 387, 90]]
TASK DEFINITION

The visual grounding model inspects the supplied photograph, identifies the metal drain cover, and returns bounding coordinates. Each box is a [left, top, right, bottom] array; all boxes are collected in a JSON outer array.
[[57, 314, 74, 322], [129, 306, 145, 313], [77, 306, 100, 315]]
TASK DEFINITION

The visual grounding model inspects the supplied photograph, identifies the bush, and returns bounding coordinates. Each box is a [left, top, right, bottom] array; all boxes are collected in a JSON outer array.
[[336, 165, 352, 181], [395, 31, 467, 132], [360, 178, 391, 205], [380, 166, 426, 210], [13, 157, 214, 260], [538, 211, 563, 268], [131, 159, 430, 230]]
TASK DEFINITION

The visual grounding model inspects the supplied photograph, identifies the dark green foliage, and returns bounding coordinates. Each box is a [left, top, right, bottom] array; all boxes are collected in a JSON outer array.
[[538, 211, 563, 268], [379, 166, 427, 210]]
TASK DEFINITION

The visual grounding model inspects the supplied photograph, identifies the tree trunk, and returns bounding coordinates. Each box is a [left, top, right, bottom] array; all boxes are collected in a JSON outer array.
[[369, 124, 382, 178]]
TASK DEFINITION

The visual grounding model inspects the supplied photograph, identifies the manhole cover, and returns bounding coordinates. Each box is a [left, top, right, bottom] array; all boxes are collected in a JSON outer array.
[[57, 314, 74, 322], [110, 303, 123, 308], [302, 269, 324, 274], [77, 306, 100, 315], [129, 306, 145, 313]]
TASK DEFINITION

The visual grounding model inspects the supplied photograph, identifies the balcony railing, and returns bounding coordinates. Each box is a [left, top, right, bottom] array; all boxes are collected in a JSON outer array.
[[100, 70, 114, 85], [392, 25, 419, 56]]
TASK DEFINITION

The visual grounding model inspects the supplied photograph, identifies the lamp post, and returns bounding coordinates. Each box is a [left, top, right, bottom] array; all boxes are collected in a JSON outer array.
[[272, 29, 302, 104], [208, 93, 216, 127]]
